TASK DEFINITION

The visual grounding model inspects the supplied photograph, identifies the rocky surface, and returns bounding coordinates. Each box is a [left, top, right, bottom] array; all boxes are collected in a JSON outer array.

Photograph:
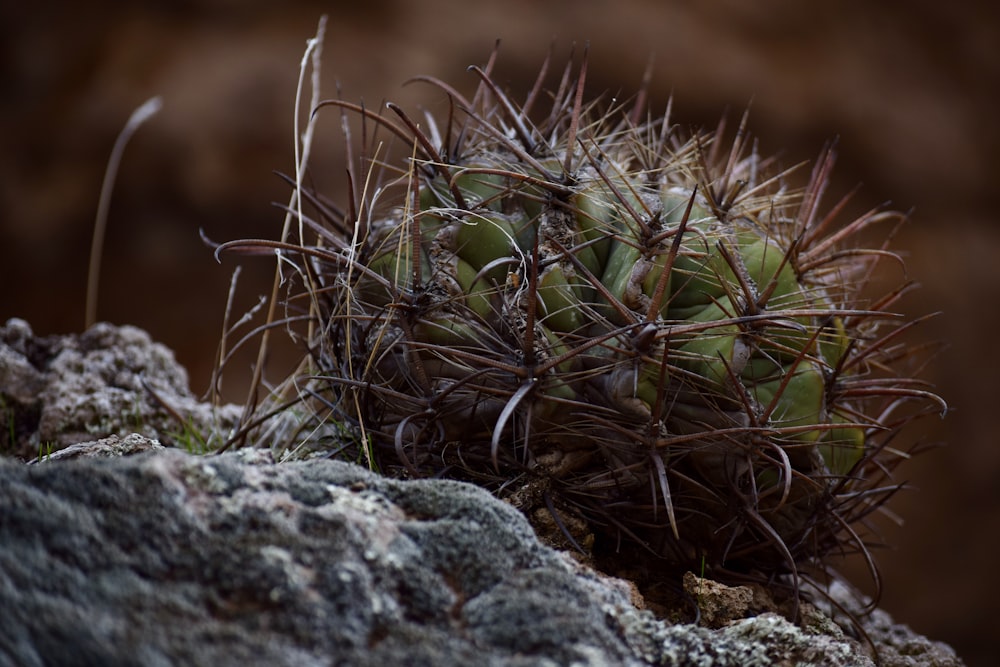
[[0, 318, 240, 460], [0, 321, 965, 666], [0, 444, 963, 667]]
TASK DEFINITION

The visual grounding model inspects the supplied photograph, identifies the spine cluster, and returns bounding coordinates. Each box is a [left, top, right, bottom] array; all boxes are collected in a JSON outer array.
[[221, 52, 944, 597]]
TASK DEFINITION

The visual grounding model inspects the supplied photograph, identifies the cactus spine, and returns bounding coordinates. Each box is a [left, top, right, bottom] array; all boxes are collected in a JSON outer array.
[[220, 51, 944, 599]]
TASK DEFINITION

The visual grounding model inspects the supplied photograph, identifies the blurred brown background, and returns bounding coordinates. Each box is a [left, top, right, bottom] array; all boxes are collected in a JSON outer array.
[[2, 1, 996, 663]]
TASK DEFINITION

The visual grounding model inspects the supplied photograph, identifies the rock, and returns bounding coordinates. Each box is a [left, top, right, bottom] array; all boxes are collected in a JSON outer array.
[[0, 448, 964, 667], [814, 579, 967, 667], [682, 572, 759, 628], [27, 432, 165, 463], [0, 321, 966, 664], [0, 318, 241, 460]]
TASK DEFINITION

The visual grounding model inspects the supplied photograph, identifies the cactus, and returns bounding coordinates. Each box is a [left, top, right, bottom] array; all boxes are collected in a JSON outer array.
[[219, 50, 944, 602]]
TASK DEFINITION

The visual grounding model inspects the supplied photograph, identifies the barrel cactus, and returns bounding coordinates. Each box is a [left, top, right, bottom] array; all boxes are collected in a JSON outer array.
[[220, 51, 943, 601]]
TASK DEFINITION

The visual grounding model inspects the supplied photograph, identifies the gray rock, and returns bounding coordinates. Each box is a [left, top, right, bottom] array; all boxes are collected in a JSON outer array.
[[0, 318, 240, 459], [27, 433, 165, 463], [814, 579, 966, 667], [0, 449, 963, 667], [0, 321, 965, 666]]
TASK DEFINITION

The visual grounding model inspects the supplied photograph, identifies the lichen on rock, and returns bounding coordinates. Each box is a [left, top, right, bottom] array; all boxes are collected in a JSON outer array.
[[0, 443, 964, 666], [0, 318, 240, 459]]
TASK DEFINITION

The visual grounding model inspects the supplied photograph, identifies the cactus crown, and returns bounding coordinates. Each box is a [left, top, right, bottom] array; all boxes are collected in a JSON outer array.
[[218, 48, 944, 611]]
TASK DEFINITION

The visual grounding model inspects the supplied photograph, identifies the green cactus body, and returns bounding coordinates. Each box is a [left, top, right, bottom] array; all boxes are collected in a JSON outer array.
[[227, 53, 944, 593]]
